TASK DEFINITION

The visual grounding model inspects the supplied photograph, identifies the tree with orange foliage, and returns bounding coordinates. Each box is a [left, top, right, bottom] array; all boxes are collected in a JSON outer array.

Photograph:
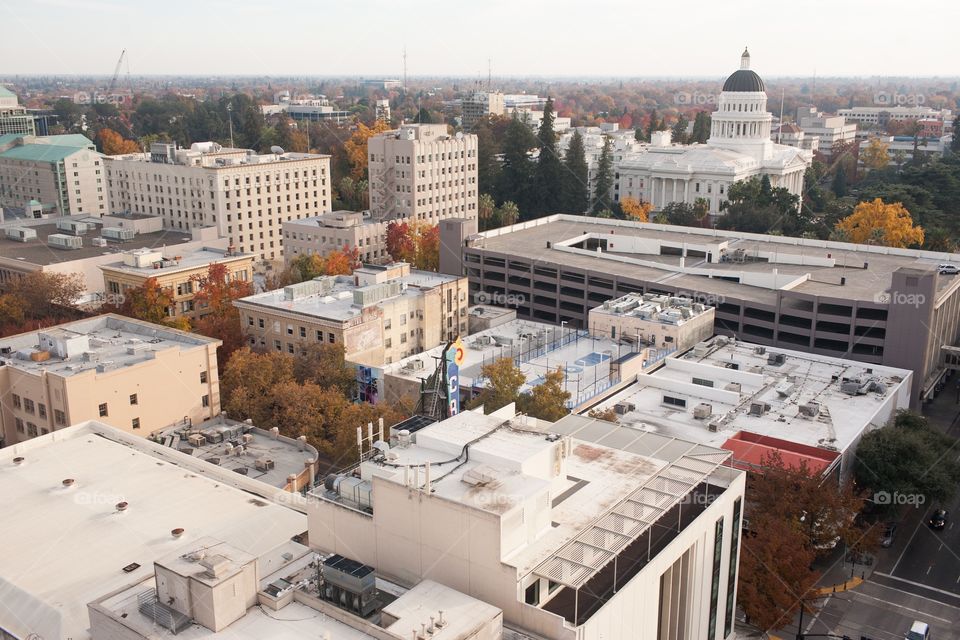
[[415, 224, 440, 271], [112, 277, 177, 325], [835, 198, 924, 248], [98, 128, 140, 155], [343, 120, 391, 180], [386, 221, 439, 270], [190, 263, 254, 368], [385, 221, 417, 264], [289, 248, 360, 282], [620, 196, 653, 222]]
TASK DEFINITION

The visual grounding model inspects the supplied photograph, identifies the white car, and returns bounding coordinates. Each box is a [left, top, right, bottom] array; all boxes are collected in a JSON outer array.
[[906, 620, 930, 640], [938, 264, 959, 275]]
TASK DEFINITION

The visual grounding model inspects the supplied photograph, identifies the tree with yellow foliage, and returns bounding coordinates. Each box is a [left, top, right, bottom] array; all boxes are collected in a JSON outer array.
[[860, 137, 891, 172], [620, 196, 653, 222], [98, 128, 140, 155], [835, 198, 924, 248], [343, 120, 391, 180]]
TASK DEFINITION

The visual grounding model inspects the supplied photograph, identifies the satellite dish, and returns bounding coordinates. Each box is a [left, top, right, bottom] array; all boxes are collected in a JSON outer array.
[[270, 146, 285, 155], [455, 132, 463, 139]]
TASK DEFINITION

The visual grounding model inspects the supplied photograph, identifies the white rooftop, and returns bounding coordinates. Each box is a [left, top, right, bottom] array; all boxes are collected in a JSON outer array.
[[100, 246, 252, 276], [590, 336, 913, 454], [590, 292, 713, 326], [0, 421, 307, 640], [0, 314, 218, 377]]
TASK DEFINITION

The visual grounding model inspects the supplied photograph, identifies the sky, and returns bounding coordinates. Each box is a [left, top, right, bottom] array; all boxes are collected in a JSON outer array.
[[1, 0, 958, 78]]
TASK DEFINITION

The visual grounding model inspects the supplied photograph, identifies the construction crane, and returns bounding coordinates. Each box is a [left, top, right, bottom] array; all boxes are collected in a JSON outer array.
[[108, 49, 126, 92]]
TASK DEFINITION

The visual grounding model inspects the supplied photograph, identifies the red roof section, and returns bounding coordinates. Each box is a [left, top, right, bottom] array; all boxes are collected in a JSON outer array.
[[721, 430, 840, 476]]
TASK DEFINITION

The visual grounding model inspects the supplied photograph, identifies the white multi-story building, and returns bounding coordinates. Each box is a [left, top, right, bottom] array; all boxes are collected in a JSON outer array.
[[0, 86, 36, 136], [462, 91, 505, 129], [793, 106, 857, 155], [367, 123, 478, 225], [309, 406, 746, 640], [617, 49, 810, 215], [559, 127, 646, 206], [375, 98, 391, 123], [837, 105, 953, 128], [105, 141, 332, 262], [283, 210, 390, 265]]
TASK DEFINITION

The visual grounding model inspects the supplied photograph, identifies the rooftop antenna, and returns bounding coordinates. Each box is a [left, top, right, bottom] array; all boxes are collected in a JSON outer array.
[[778, 87, 785, 144], [402, 45, 408, 93], [487, 58, 491, 91], [226, 102, 235, 148]]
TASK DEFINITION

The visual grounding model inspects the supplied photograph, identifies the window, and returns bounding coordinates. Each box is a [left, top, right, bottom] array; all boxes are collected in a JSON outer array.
[[15, 417, 24, 433], [258, 318, 265, 329], [692, 377, 715, 388], [132, 417, 141, 430], [724, 498, 742, 637], [54, 410, 66, 425], [524, 581, 540, 606], [12, 394, 20, 409], [202, 395, 210, 408], [27, 422, 37, 437], [200, 371, 208, 384], [38, 403, 46, 419], [328, 332, 335, 343], [23, 398, 35, 414], [99, 403, 108, 417], [129, 393, 138, 405], [708, 517, 725, 640], [299, 326, 306, 338]]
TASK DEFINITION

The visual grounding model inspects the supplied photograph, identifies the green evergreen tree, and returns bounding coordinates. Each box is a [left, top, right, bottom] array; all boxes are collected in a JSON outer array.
[[561, 130, 589, 213], [691, 111, 711, 144], [831, 164, 848, 197], [533, 97, 563, 217], [672, 115, 689, 145], [474, 118, 501, 197], [592, 136, 614, 213], [634, 126, 644, 142], [646, 109, 659, 141], [952, 116, 960, 153], [497, 113, 537, 215]]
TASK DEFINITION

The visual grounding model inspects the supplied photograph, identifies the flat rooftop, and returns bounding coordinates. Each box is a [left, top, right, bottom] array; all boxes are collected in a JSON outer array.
[[590, 292, 713, 325], [0, 314, 218, 377], [153, 415, 318, 489], [0, 421, 307, 640], [0, 221, 207, 267], [472, 215, 960, 304], [383, 320, 630, 405], [99, 246, 253, 276], [237, 270, 461, 323], [589, 335, 912, 457]]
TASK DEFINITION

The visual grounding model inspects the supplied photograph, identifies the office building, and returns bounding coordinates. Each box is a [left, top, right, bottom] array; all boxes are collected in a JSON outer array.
[[772, 123, 818, 153], [0, 86, 36, 136], [858, 134, 952, 168], [309, 406, 746, 640], [375, 98, 391, 123], [837, 105, 953, 128], [793, 106, 857, 155], [282, 210, 389, 266], [100, 245, 254, 319], [462, 91, 505, 129], [367, 123, 478, 225], [234, 262, 469, 366], [0, 133, 105, 216], [590, 335, 912, 480], [442, 214, 960, 405], [588, 293, 715, 353], [105, 141, 332, 262], [0, 314, 221, 446]]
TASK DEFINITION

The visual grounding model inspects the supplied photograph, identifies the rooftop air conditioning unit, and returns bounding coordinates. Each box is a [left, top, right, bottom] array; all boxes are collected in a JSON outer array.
[[707, 420, 720, 432], [693, 403, 713, 420], [5, 227, 37, 242], [748, 401, 771, 416], [798, 402, 820, 418], [693, 343, 710, 357], [187, 434, 206, 447], [91, 237, 108, 247], [614, 401, 636, 415], [47, 233, 83, 250], [775, 382, 797, 397], [724, 382, 742, 393], [255, 458, 275, 471], [754, 346, 766, 355], [102, 227, 135, 241], [767, 353, 786, 366]]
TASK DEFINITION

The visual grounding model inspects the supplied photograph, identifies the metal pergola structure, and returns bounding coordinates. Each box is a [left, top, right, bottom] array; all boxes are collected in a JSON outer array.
[[531, 415, 734, 624]]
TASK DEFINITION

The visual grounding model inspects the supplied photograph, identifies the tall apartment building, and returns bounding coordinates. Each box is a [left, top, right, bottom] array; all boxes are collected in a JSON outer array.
[[461, 91, 505, 129], [0, 133, 105, 216], [105, 141, 332, 262], [0, 86, 36, 136], [282, 210, 389, 265], [235, 262, 469, 366], [441, 214, 960, 406], [100, 245, 255, 319], [0, 314, 221, 446], [367, 124, 478, 225]]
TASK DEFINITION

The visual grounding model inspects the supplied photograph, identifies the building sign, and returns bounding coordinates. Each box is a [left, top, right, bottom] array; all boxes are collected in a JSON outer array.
[[445, 337, 465, 416]]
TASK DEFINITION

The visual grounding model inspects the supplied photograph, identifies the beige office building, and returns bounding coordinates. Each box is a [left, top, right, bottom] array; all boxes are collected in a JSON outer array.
[[368, 124, 478, 225], [100, 246, 255, 319], [282, 210, 389, 265], [235, 262, 469, 366], [0, 133, 105, 216], [461, 91, 505, 129], [588, 293, 715, 353], [0, 86, 36, 136], [0, 314, 221, 446], [105, 142, 332, 262]]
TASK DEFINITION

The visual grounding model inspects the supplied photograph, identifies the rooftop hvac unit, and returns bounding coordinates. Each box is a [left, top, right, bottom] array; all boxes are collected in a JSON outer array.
[[320, 554, 378, 617], [187, 433, 207, 447], [775, 382, 797, 397], [754, 346, 766, 355], [201, 429, 223, 444], [693, 343, 710, 357], [724, 382, 742, 393], [47, 233, 83, 250], [242, 433, 254, 444], [255, 457, 275, 471], [798, 402, 820, 418], [55, 218, 91, 235], [767, 353, 787, 366], [5, 227, 37, 242], [102, 227, 135, 241], [707, 420, 720, 432], [614, 401, 636, 415], [91, 237, 108, 247], [693, 403, 713, 420], [474, 334, 493, 346], [748, 401, 771, 416]]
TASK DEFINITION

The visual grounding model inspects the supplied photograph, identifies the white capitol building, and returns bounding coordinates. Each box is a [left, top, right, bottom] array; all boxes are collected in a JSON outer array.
[[617, 48, 811, 214]]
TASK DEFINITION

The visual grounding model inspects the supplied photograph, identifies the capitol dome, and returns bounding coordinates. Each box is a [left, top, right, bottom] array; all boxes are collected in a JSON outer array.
[[722, 48, 765, 93]]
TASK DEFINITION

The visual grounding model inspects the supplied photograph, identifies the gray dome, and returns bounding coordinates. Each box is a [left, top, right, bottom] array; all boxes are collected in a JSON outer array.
[[722, 69, 765, 92]]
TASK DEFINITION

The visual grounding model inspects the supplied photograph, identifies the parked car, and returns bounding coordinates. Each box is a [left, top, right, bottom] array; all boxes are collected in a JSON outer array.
[[938, 263, 959, 275], [906, 620, 931, 640], [880, 521, 898, 547], [928, 509, 948, 530]]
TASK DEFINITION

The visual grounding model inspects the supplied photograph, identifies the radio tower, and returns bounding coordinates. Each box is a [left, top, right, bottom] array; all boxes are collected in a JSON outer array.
[[402, 46, 408, 93]]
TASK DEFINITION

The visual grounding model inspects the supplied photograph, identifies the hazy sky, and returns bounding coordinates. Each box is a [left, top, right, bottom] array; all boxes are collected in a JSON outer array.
[[2, 0, 958, 78]]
